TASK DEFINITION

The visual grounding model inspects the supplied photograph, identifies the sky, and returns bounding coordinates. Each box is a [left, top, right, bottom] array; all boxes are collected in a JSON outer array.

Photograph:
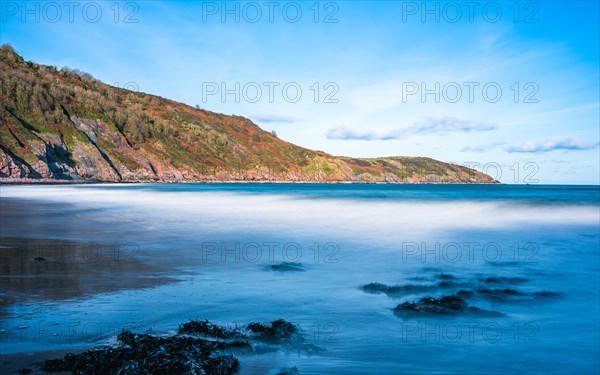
[[1, 0, 599, 184]]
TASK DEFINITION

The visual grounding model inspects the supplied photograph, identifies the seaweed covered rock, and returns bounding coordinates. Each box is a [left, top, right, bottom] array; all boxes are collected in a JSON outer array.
[[367, 272, 559, 319], [41, 319, 320, 374], [480, 276, 528, 284], [393, 294, 503, 318], [182, 319, 323, 354], [245, 320, 324, 355], [459, 288, 559, 302], [476, 288, 523, 301], [180, 319, 304, 344], [457, 290, 476, 298], [362, 282, 431, 297], [397, 295, 468, 314], [42, 330, 244, 375], [179, 320, 243, 339], [532, 291, 560, 299], [246, 319, 300, 344], [361, 279, 471, 298]]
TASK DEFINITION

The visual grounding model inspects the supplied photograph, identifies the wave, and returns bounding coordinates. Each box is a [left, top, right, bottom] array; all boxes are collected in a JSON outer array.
[[2, 185, 598, 246]]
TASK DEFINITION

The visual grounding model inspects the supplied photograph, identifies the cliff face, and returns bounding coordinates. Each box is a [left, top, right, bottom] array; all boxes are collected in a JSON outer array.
[[0, 46, 497, 184]]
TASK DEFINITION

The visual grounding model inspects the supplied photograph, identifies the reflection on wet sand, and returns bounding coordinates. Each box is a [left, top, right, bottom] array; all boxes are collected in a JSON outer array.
[[0, 236, 175, 316]]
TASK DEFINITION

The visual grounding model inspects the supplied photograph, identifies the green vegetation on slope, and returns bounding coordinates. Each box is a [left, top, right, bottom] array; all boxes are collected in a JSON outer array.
[[0, 45, 497, 183]]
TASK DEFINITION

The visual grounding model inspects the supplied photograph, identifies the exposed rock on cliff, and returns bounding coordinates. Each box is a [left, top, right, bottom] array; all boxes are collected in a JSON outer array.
[[0, 45, 497, 184]]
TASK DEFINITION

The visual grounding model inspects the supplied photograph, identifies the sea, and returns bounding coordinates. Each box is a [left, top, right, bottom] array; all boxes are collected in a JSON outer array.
[[1, 184, 599, 374]]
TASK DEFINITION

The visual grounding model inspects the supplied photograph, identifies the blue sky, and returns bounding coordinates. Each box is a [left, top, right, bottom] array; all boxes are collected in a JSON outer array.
[[1, 0, 598, 184]]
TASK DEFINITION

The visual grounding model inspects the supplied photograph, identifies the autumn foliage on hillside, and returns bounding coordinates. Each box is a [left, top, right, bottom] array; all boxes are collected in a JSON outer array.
[[0, 45, 497, 183]]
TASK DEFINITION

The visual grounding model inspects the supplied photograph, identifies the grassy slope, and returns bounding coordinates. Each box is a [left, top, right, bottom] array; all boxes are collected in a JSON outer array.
[[0, 45, 496, 183]]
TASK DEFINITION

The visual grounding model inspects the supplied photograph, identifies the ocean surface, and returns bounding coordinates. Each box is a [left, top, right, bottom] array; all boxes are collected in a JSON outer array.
[[1, 184, 599, 374]]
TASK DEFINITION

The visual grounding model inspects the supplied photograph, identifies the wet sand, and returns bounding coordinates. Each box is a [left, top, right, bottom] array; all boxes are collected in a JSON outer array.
[[1, 347, 87, 374], [0, 233, 178, 373], [0, 236, 177, 315]]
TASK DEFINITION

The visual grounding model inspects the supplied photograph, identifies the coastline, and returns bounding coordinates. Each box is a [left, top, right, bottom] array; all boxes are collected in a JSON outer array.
[[0, 178, 501, 185]]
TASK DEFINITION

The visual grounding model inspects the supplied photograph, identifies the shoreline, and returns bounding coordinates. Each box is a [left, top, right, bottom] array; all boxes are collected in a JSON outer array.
[[0, 347, 89, 375], [0, 178, 501, 185]]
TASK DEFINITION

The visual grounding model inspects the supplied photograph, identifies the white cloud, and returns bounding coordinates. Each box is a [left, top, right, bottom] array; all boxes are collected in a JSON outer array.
[[461, 142, 505, 153], [327, 115, 496, 141], [507, 137, 599, 153], [251, 114, 296, 124]]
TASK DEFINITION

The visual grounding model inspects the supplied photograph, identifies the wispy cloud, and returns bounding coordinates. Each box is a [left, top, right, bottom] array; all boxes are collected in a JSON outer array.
[[507, 137, 599, 153], [327, 127, 398, 141], [252, 114, 295, 124], [461, 142, 505, 153], [327, 116, 496, 141], [414, 116, 496, 133]]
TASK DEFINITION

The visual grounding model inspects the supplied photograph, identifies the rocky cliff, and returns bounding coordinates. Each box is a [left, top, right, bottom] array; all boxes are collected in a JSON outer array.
[[0, 45, 497, 184]]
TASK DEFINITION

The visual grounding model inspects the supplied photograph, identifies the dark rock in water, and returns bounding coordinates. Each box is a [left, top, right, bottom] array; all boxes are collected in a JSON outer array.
[[393, 294, 503, 318], [395, 295, 468, 315], [480, 276, 528, 284], [204, 355, 240, 374], [457, 290, 476, 297], [246, 320, 324, 355], [278, 366, 301, 375], [438, 273, 456, 280], [461, 287, 559, 302], [33, 257, 47, 261], [184, 319, 324, 354], [362, 282, 432, 297], [408, 276, 428, 281], [179, 320, 242, 339], [436, 280, 469, 289], [271, 262, 305, 272], [42, 329, 243, 375], [533, 291, 560, 298], [246, 319, 300, 344], [476, 288, 523, 301], [362, 282, 391, 294], [17, 369, 32, 374], [42, 319, 321, 374], [478, 288, 522, 295], [488, 261, 521, 267]]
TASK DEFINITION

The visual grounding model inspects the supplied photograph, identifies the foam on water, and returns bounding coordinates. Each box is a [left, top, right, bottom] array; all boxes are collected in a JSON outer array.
[[2, 185, 598, 243]]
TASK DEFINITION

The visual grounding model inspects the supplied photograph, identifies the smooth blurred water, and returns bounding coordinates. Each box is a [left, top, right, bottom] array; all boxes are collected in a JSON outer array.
[[1, 184, 599, 374]]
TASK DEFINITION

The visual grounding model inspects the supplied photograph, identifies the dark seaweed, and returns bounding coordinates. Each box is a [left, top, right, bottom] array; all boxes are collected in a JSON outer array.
[[41, 319, 316, 374], [480, 276, 528, 284], [393, 294, 504, 318], [42, 331, 242, 374], [476, 288, 524, 301], [532, 291, 560, 298], [246, 319, 300, 344], [179, 320, 243, 340], [270, 262, 305, 272], [362, 282, 432, 297]]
